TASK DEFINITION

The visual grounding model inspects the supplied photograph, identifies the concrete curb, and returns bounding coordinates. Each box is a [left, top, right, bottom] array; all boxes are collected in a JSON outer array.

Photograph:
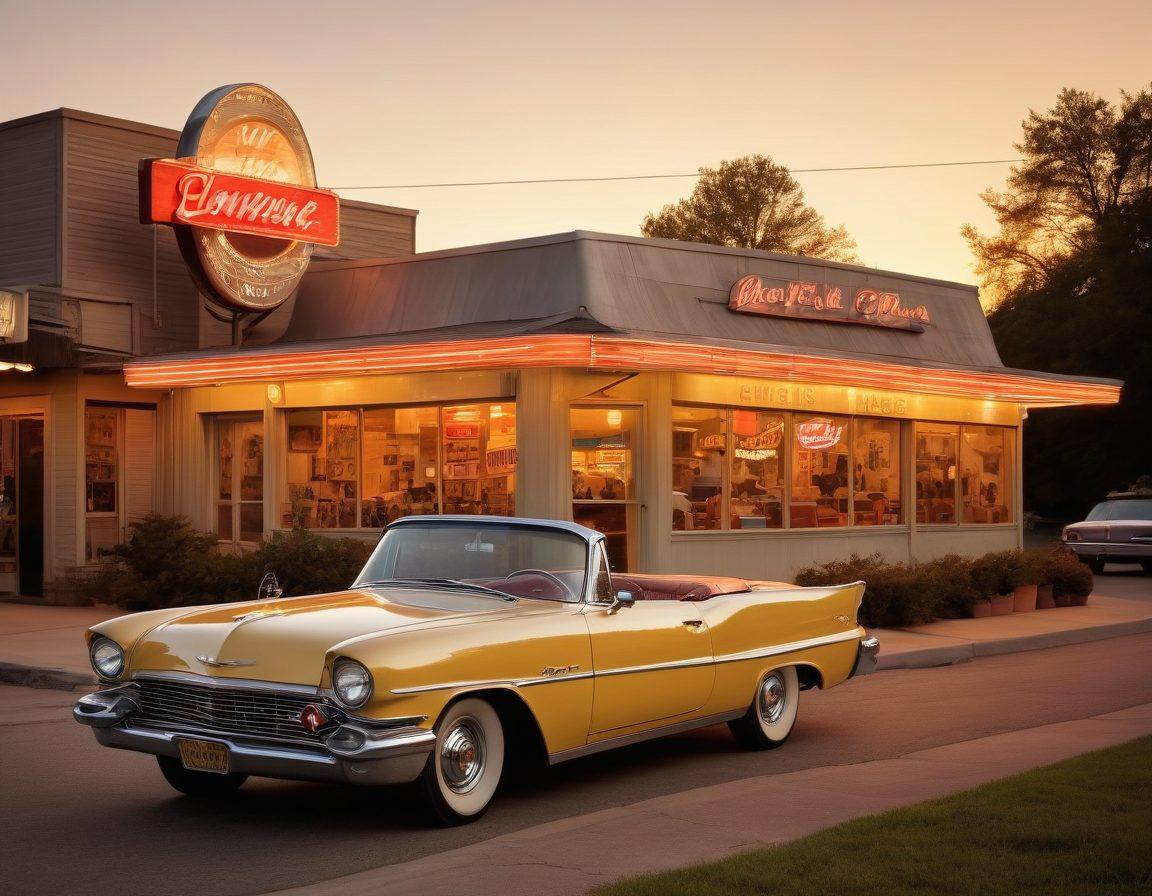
[[875, 615, 1152, 671], [0, 661, 94, 691]]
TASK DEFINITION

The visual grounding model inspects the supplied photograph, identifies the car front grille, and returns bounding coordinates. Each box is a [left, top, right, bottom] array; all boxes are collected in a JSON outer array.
[[134, 678, 323, 745]]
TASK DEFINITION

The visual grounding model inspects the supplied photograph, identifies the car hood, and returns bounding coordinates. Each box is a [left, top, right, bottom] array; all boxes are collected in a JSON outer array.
[[126, 587, 523, 686]]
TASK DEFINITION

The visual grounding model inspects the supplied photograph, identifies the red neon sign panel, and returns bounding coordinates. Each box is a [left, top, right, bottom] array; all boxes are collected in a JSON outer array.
[[142, 159, 340, 247]]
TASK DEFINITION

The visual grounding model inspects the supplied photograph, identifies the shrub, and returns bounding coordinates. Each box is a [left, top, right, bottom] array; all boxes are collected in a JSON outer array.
[[970, 550, 1024, 598], [96, 514, 375, 611], [796, 553, 934, 628], [1046, 548, 1094, 599], [916, 554, 980, 619]]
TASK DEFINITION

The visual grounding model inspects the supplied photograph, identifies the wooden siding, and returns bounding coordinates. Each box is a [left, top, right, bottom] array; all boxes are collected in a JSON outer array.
[[78, 299, 134, 354], [61, 116, 202, 356], [316, 200, 416, 260], [0, 116, 60, 286]]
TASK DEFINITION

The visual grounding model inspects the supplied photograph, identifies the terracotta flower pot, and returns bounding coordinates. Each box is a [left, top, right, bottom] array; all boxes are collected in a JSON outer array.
[[990, 594, 1014, 616], [1012, 584, 1038, 613], [1036, 584, 1055, 609], [1053, 592, 1072, 608], [971, 600, 993, 618]]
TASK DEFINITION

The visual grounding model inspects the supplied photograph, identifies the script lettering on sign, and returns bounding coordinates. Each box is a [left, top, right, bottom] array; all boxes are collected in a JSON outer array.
[[728, 275, 931, 333]]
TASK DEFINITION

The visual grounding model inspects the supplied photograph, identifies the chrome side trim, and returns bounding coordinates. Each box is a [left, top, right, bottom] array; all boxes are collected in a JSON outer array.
[[548, 709, 746, 764], [712, 630, 862, 666], [132, 670, 321, 697], [391, 671, 595, 695], [389, 630, 861, 695]]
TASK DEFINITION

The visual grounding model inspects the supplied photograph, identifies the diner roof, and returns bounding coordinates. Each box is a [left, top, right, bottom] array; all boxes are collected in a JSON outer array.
[[124, 232, 1122, 407]]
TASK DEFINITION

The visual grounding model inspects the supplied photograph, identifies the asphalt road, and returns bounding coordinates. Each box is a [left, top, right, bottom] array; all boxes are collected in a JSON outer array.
[[4, 632, 1152, 896]]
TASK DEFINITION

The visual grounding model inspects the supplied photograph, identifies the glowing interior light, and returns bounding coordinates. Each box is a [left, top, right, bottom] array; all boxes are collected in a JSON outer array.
[[606, 409, 622, 427]]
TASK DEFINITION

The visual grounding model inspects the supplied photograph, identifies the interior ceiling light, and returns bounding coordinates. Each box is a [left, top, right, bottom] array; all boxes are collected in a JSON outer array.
[[606, 409, 622, 427]]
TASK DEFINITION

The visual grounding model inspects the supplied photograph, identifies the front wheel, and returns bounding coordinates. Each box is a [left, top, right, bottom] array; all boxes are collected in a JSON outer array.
[[418, 697, 505, 826], [157, 756, 247, 798], [728, 666, 799, 750], [1085, 557, 1106, 575]]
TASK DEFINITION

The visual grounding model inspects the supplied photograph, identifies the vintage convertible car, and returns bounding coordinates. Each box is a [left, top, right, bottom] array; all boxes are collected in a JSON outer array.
[[74, 516, 878, 825]]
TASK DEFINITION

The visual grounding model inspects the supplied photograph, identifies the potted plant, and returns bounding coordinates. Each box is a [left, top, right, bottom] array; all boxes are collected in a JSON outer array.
[[1048, 549, 1093, 607], [1034, 549, 1057, 609], [971, 550, 1021, 616], [1013, 549, 1046, 612]]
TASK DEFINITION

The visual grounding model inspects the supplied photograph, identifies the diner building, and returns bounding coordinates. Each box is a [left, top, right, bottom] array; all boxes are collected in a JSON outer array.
[[123, 230, 1120, 580], [0, 104, 1122, 598]]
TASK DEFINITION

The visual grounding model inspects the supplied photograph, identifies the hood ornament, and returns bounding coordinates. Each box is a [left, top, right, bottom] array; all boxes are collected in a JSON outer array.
[[258, 572, 284, 600], [232, 609, 287, 625], [197, 656, 257, 668]]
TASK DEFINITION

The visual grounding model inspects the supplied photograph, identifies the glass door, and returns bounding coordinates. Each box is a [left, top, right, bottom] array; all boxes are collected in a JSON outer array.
[[570, 405, 639, 572], [216, 416, 264, 543]]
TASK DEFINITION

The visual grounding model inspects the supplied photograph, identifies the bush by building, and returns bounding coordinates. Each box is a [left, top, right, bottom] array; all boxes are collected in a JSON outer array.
[[93, 514, 374, 611]]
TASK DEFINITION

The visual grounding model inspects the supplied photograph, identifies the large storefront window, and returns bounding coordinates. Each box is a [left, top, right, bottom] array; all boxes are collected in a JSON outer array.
[[854, 419, 902, 524], [443, 404, 517, 516], [671, 406, 726, 530], [672, 406, 925, 532], [362, 406, 439, 526], [915, 423, 958, 523], [791, 415, 849, 528], [286, 410, 359, 528], [960, 425, 1014, 523], [730, 410, 784, 529], [571, 405, 638, 570], [284, 402, 515, 529]]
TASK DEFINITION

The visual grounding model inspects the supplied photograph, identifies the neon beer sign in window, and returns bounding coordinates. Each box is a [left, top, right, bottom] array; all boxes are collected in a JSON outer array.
[[796, 417, 844, 451]]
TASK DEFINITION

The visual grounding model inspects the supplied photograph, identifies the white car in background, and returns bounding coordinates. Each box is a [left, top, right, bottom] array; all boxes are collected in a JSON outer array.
[[1062, 492, 1152, 574]]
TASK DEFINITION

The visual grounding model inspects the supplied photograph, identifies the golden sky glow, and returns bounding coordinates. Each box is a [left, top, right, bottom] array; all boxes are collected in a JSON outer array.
[[3, 0, 1149, 289]]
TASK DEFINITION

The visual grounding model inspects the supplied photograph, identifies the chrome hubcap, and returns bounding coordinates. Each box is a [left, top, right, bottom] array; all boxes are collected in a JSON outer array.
[[440, 717, 485, 794], [758, 673, 787, 725]]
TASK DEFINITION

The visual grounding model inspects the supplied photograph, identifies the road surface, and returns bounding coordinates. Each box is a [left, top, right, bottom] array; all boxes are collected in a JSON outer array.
[[4, 632, 1151, 896]]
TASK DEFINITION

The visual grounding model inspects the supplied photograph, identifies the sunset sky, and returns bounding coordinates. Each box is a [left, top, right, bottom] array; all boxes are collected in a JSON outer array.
[[3, 0, 1149, 289]]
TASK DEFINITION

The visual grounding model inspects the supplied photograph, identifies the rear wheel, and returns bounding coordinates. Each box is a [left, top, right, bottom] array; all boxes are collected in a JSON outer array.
[[728, 666, 799, 750], [157, 756, 247, 798], [418, 697, 505, 826]]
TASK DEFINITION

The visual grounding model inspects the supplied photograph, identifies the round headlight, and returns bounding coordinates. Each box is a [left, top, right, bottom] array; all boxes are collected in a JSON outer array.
[[332, 659, 373, 708], [90, 637, 124, 679]]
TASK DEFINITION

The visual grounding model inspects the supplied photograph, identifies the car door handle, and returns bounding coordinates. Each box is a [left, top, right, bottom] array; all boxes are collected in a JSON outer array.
[[682, 619, 704, 628]]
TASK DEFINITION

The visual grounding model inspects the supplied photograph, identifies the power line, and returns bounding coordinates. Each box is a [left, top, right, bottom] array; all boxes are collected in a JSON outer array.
[[332, 158, 1023, 191]]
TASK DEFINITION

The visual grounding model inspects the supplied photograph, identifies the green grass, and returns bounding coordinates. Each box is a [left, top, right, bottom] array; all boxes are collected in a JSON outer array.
[[592, 735, 1152, 896]]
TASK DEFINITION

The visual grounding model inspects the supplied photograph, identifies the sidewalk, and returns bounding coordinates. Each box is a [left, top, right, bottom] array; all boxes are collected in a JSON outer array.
[[261, 703, 1152, 896], [1, 575, 1150, 689]]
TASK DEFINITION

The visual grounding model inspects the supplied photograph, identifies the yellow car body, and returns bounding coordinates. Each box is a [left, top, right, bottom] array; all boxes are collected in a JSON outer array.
[[74, 517, 877, 822]]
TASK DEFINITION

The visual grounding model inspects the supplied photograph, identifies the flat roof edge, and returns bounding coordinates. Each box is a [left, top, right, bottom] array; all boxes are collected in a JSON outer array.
[[303, 230, 980, 292]]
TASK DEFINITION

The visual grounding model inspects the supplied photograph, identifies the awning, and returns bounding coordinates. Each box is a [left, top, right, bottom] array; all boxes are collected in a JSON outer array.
[[124, 332, 1121, 408]]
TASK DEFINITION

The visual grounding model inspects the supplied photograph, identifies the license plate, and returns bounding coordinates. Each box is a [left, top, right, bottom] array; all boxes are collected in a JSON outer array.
[[177, 738, 230, 774]]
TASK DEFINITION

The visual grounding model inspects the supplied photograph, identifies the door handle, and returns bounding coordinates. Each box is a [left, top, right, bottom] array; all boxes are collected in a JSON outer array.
[[682, 619, 704, 628]]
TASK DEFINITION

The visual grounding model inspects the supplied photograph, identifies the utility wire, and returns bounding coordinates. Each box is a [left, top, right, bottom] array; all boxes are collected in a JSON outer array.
[[333, 158, 1023, 191]]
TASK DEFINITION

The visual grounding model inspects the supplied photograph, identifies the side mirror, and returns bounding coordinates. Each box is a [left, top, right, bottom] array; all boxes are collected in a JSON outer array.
[[607, 590, 635, 615]]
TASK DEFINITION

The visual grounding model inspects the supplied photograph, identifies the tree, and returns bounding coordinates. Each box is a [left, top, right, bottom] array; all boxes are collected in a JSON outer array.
[[641, 155, 859, 262], [963, 86, 1152, 304], [971, 86, 1152, 518]]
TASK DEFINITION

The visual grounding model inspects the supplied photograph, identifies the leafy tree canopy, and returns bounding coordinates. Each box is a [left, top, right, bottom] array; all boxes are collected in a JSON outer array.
[[964, 86, 1152, 304], [973, 85, 1152, 518], [641, 154, 859, 262]]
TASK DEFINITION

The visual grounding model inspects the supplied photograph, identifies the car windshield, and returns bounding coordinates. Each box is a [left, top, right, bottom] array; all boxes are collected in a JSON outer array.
[[355, 521, 588, 603], [1085, 499, 1152, 522]]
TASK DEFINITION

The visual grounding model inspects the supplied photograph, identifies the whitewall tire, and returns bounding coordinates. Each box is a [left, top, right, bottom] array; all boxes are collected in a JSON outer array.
[[728, 665, 799, 750], [419, 697, 505, 826]]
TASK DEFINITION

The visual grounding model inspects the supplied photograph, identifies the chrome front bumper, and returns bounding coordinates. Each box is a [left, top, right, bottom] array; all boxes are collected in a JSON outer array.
[[850, 636, 881, 677], [73, 685, 435, 786], [1065, 542, 1152, 561]]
